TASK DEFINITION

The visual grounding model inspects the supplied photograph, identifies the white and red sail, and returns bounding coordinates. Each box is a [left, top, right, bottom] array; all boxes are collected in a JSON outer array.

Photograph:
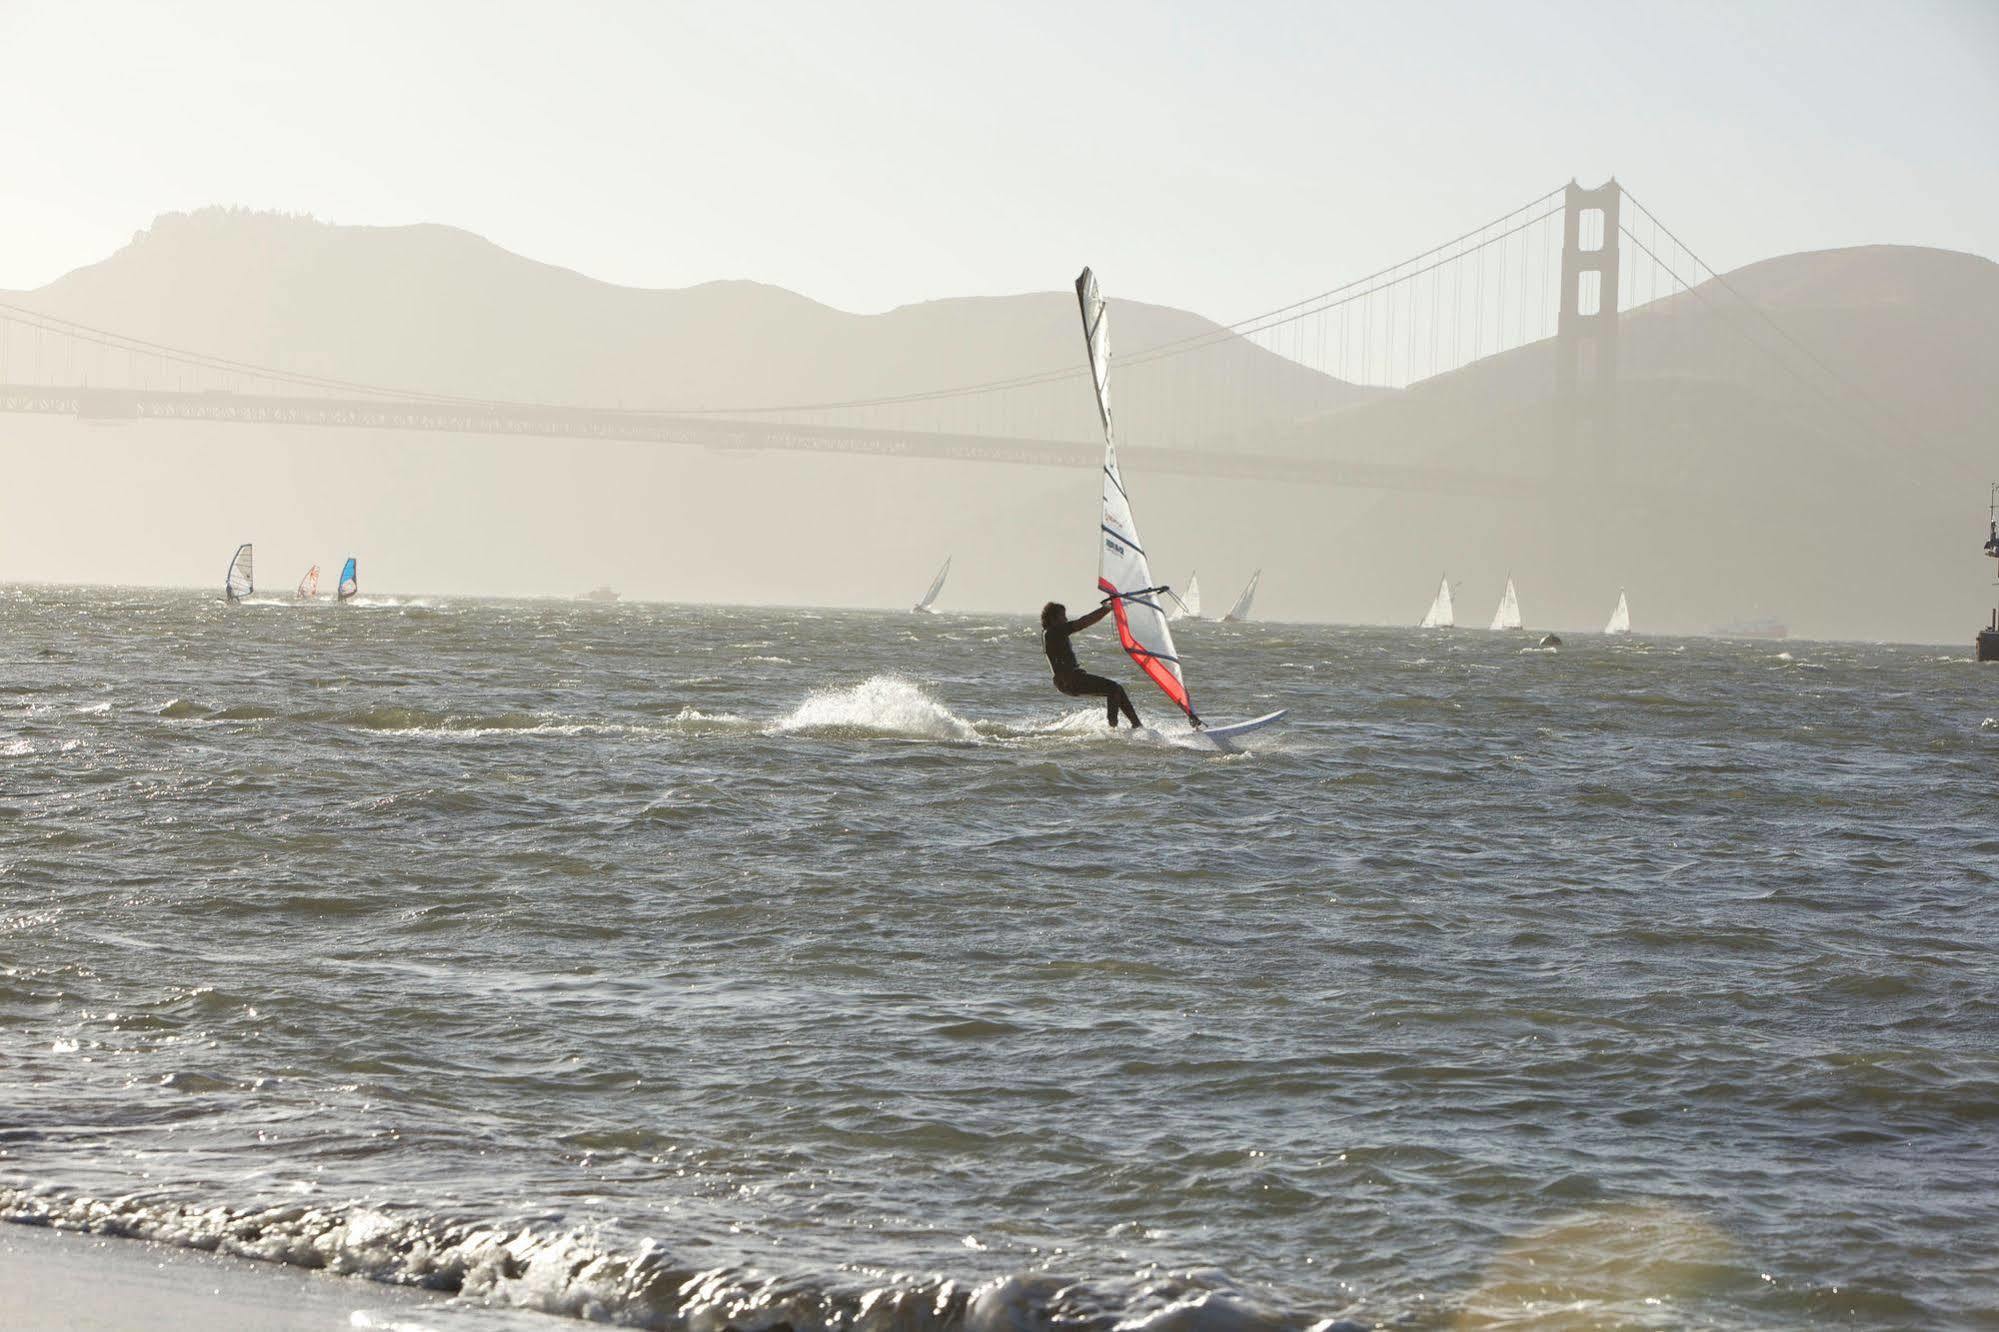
[[1074, 268, 1196, 724]]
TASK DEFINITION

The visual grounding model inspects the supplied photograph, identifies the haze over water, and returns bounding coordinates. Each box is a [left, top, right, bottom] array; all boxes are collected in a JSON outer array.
[[3, 586, 1994, 1329]]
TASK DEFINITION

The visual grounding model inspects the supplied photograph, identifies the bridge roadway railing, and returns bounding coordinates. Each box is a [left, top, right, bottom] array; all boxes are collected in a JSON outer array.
[[0, 383, 1531, 498]]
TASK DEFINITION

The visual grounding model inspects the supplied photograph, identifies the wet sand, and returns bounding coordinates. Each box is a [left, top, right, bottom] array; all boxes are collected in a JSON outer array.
[[0, 1221, 461, 1331]]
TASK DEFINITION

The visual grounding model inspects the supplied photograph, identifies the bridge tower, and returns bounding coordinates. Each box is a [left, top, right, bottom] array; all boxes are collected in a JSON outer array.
[[1556, 178, 1621, 474]]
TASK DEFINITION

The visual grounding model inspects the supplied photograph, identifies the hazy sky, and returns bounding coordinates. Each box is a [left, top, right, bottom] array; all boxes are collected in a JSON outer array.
[[3, 0, 1995, 322]]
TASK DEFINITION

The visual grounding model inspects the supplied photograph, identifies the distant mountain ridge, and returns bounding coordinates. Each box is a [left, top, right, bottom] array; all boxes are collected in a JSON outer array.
[[1315, 242, 1999, 639], [7, 207, 1996, 639], [5, 207, 1373, 438]]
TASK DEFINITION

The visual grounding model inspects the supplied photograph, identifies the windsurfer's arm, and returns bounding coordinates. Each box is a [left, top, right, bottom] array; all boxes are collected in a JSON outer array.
[[1066, 605, 1112, 634]]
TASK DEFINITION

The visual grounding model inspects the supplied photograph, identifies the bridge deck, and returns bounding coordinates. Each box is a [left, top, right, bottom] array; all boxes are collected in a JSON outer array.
[[0, 383, 1531, 498]]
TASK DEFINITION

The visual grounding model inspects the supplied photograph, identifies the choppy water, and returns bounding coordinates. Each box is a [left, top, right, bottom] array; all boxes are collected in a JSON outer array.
[[2, 585, 1995, 1329]]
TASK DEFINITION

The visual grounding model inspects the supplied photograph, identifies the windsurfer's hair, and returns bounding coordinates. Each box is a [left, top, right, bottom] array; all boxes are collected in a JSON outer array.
[[1041, 602, 1066, 629]]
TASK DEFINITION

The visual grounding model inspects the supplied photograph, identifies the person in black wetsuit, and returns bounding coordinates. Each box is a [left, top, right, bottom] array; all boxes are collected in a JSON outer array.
[[1041, 601, 1142, 728]]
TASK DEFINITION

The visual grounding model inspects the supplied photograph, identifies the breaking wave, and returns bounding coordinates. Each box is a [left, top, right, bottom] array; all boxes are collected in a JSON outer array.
[[771, 675, 981, 742], [0, 1187, 1304, 1332]]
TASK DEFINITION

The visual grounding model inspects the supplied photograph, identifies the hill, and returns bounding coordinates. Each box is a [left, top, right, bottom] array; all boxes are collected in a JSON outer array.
[[1313, 244, 1999, 639], [8, 207, 1373, 440], [3, 210, 1994, 641]]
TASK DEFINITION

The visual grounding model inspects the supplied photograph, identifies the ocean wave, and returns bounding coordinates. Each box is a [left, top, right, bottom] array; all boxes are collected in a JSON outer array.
[[210, 704, 282, 721], [0, 1187, 1306, 1332], [771, 676, 980, 742], [659, 705, 757, 736], [146, 699, 761, 741]]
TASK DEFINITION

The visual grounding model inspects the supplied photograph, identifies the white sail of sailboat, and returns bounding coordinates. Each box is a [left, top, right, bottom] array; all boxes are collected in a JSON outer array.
[[1221, 570, 1261, 623], [1166, 571, 1202, 621], [224, 543, 254, 603], [1073, 269, 1285, 747], [1489, 576, 1523, 631], [912, 556, 951, 613], [1605, 589, 1631, 635], [1419, 576, 1454, 628], [296, 565, 320, 600]]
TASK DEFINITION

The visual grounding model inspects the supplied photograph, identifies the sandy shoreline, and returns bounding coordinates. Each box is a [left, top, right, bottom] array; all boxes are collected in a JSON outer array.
[[0, 1219, 563, 1330]]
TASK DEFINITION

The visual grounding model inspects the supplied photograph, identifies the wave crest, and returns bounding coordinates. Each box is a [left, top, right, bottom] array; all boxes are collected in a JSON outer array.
[[0, 1187, 1301, 1332], [772, 676, 979, 742]]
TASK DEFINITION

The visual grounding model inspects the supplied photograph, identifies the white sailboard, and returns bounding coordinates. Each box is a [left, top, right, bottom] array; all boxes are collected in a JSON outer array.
[[1222, 569, 1262, 623], [297, 565, 320, 600], [1074, 267, 1285, 749], [1605, 590, 1631, 635], [225, 543, 254, 603], [1490, 576, 1523, 631], [913, 556, 951, 613], [1420, 575, 1454, 628]]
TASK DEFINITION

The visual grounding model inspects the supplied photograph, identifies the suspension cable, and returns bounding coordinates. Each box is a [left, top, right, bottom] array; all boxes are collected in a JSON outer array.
[[677, 186, 1568, 414], [0, 300, 494, 406], [2, 185, 1573, 420], [1617, 187, 1895, 426], [1616, 224, 1872, 432]]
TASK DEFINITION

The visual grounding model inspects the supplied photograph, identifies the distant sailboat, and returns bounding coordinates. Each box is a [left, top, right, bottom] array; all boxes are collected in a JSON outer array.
[[296, 565, 320, 600], [1489, 576, 1523, 631], [1221, 569, 1261, 623], [1420, 576, 1454, 629], [1605, 590, 1631, 635], [912, 555, 951, 613], [1166, 571, 1202, 621], [224, 543, 254, 604], [336, 557, 358, 602]]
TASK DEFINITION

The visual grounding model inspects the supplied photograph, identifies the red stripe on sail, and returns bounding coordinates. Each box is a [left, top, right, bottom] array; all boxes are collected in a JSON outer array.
[[1100, 578, 1194, 719]]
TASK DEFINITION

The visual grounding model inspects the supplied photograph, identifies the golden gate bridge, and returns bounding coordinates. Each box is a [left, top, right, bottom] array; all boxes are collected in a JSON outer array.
[[0, 181, 1866, 497]]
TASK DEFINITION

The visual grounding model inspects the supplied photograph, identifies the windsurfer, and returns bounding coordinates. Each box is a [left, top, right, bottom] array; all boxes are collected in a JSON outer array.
[[1041, 602, 1142, 728]]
